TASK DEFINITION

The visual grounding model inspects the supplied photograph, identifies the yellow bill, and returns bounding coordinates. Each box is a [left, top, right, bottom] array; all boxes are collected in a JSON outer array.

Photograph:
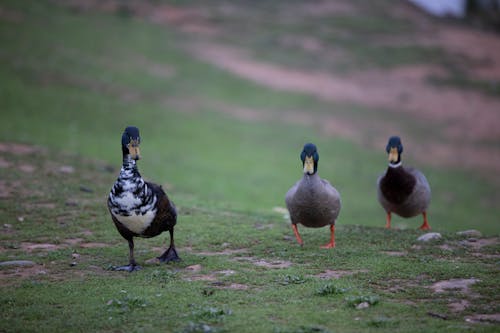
[[303, 156, 314, 174], [388, 147, 399, 163], [128, 139, 141, 160]]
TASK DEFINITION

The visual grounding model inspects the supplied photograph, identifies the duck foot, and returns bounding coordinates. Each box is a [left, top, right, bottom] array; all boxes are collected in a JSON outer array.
[[320, 225, 335, 249], [291, 224, 304, 246], [385, 212, 392, 229], [157, 246, 181, 263], [419, 212, 431, 230], [112, 264, 142, 272]]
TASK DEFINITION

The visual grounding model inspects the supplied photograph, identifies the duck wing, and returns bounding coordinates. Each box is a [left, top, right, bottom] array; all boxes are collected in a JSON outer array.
[[142, 181, 177, 237]]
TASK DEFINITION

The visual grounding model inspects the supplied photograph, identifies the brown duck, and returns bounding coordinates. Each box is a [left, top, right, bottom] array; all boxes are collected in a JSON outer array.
[[108, 126, 180, 272], [285, 143, 341, 248], [377, 136, 431, 230]]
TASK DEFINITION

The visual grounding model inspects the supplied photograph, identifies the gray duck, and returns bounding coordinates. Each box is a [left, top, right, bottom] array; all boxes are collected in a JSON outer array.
[[108, 126, 180, 272], [285, 143, 341, 248], [377, 136, 431, 230]]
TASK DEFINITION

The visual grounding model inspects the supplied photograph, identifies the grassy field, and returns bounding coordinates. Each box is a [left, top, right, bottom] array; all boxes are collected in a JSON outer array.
[[0, 1, 499, 332]]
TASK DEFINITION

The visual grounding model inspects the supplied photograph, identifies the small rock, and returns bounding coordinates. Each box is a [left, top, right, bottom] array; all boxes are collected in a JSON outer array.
[[17, 216, 24, 222], [417, 232, 442, 242], [356, 302, 370, 310], [70, 261, 77, 267], [59, 165, 75, 174], [3, 223, 12, 229], [0, 260, 36, 267], [72, 253, 80, 259], [457, 230, 482, 238]]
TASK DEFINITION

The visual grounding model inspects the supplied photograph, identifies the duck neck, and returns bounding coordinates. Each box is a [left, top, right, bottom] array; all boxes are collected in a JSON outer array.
[[388, 161, 402, 169], [120, 154, 141, 179], [303, 172, 321, 184]]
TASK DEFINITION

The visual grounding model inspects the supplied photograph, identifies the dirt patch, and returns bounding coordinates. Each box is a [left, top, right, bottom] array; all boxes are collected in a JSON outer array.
[[381, 251, 407, 257], [196, 248, 248, 256], [438, 244, 455, 251], [19, 164, 35, 173], [253, 259, 292, 269], [312, 269, 369, 279], [449, 299, 470, 312], [0, 157, 11, 168], [64, 238, 84, 246], [465, 313, 500, 324], [218, 283, 249, 290], [0, 142, 40, 155], [0, 264, 48, 284], [232, 256, 292, 269], [185, 274, 217, 282], [21, 242, 63, 252], [471, 252, 500, 259], [79, 242, 110, 248], [460, 237, 499, 250], [183, 266, 240, 283], [430, 278, 479, 294]]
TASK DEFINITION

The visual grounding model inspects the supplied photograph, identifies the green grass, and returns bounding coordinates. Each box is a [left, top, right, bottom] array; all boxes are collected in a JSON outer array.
[[0, 1, 499, 332]]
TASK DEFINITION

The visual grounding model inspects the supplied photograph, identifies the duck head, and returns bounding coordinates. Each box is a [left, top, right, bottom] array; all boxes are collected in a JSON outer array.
[[122, 126, 141, 160], [300, 143, 319, 175], [386, 136, 403, 166]]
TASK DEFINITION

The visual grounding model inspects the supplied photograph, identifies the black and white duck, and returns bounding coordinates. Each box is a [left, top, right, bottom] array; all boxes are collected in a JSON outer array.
[[285, 143, 341, 248], [108, 126, 180, 272], [377, 136, 431, 230]]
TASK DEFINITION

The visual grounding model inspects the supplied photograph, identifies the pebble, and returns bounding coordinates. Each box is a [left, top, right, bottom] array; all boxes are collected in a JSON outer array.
[[59, 165, 75, 174], [417, 232, 442, 242], [356, 302, 370, 310], [0, 260, 36, 267]]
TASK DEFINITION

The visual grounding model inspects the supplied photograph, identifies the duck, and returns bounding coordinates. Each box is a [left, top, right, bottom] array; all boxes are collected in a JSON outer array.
[[377, 136, 431, 230], [107, 126, 180, 272], [285, 143, 341, 248]]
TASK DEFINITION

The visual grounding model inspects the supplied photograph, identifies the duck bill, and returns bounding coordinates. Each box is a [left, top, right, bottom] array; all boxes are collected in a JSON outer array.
[[128, 140, 141, 160], [303, 156, 315, 174], [388, 147, 398, 163]]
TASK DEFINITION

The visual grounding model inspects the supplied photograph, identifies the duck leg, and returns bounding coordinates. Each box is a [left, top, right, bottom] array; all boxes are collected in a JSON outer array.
[[113, 239, 141, 272], [320, 225, 335, 249], [419, 211, 431, 230], [291, 224, 304, 246], [158, 228, 181, 263], [385, 212, 392, 229]]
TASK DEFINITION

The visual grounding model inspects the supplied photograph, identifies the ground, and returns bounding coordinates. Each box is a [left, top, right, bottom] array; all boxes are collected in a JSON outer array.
[[0, 1, 500, 332]]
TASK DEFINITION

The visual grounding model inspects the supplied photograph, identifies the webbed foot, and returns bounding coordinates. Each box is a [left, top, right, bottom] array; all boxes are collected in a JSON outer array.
[[157, 246, 181, 263], [320, 242, 335, 249], [112, 264, 142, 272]]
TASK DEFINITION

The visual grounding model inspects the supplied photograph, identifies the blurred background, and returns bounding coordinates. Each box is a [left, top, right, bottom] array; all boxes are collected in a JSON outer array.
[[1, 0, 499, 234]]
